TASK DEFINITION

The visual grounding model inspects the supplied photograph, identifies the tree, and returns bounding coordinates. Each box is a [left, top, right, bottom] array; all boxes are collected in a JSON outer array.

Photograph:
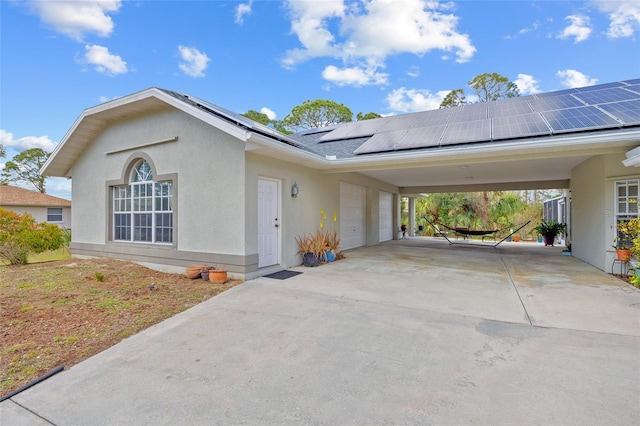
[[282, 99, 353, 132], [469, 72, 519, 102], [0, 208, 67, 265], [242, 110, 292, 135], [3, 148, 51, 193], [439, 72, 519, 108], [242, 109, 271, 126], [357, 112, 381, 121], [0, 144, 5, 158], [439, 89, 466, 108]]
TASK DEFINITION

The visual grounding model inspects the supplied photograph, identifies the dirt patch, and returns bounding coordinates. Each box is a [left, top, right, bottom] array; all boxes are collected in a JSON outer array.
[[0, 258, 242, 397]]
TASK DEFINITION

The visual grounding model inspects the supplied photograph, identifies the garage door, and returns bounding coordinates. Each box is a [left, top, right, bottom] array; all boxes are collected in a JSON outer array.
[[340, 182, 366, 250], [379, 191, 393, 242]]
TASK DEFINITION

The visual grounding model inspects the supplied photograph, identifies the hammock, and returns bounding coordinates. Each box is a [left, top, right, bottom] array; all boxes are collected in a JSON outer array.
[[424, 218, 531, 248], [439, 223, 499, 237]]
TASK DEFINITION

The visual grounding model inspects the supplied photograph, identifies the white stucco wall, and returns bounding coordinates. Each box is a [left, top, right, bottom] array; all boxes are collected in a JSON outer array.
[[69, 107, 247, 270], [245, 152, 399, 270], [571, 152, 640, 272]]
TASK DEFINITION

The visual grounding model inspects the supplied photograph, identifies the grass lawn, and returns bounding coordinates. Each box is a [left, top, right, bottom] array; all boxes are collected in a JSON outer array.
[[0, 257, 242, 398]]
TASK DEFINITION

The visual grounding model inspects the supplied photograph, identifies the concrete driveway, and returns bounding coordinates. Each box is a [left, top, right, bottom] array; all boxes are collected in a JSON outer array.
[[2, 238, 640, 425]]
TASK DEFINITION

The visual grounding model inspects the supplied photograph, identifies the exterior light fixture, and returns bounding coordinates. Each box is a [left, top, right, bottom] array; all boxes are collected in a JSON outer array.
[[291, 182, 299, 198]]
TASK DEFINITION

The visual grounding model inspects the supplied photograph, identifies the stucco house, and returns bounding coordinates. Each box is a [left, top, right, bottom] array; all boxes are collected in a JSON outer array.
[[41, 79, 640, 279], [0, 185, 71, 229]]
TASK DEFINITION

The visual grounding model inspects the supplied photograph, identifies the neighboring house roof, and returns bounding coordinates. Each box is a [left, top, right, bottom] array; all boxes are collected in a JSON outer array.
[[42, 79, 640, 193], [0, 186, 71, 207]]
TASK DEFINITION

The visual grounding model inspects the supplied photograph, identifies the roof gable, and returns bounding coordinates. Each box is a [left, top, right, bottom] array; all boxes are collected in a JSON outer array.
[[41, 87, 309, 178]]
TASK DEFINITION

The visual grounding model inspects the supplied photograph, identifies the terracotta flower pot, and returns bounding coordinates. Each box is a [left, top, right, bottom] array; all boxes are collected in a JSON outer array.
[[185, 265, 206, 279], [208, 270, 227, 284], [616, 249, 631, 261]]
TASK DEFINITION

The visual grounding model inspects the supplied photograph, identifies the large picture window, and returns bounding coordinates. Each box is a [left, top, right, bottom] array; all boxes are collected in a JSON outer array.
[[113, 160, 173, 244]]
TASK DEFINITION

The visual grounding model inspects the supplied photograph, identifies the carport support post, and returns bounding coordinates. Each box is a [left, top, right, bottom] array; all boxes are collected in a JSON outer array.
[[409, 197, 416, 236]]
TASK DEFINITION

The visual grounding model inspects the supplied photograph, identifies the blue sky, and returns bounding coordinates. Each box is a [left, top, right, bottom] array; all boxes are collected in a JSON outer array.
[[1, 0, 639, 199]]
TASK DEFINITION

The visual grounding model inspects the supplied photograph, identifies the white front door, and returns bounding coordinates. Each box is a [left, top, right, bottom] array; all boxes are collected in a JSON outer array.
[[379, 191, 393, 242], [340, 182, 366, 250], [258, 178, 279, 268]]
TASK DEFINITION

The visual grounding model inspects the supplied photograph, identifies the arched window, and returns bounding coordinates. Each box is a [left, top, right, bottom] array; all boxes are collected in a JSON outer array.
[[113, 160, 173, 243]]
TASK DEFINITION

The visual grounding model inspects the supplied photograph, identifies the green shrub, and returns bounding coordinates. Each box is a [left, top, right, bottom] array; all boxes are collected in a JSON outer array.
[[0, 208, 66, 265]]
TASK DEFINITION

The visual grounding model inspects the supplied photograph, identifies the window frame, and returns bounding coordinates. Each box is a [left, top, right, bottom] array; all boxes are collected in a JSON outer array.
[[614, 179, 639, 244], [47, 207, 63, 222], [111, 158, 174, 245]]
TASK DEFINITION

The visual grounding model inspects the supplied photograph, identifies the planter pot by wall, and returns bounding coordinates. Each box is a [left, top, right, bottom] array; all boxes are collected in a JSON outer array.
[[324, 249, 336, 262], [208, 270, 227, 284], [303, 253, 319, 267], [542, 235, 555, 246], [185, 265, 205, 279], [616, 249, 631, 261]]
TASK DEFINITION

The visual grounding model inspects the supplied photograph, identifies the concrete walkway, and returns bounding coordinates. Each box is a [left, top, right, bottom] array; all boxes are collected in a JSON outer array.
[[2, 239, 639, 425]]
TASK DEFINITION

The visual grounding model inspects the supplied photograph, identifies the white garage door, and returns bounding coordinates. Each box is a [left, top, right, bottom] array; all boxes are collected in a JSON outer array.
[[379, 191, 393, 242], [340, 182, 366, 250]]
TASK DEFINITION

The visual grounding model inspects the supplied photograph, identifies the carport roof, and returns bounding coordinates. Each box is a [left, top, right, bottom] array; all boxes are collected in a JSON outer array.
[[290, 78, 640, 160]]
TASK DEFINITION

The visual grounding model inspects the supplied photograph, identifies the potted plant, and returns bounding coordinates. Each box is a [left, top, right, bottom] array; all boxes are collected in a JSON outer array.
[[208, 266, 228, 284], [324, 229, 341, 262], [614, 220, 637, 261], [296, 232, 326, 267], [533, 220, 567, 247]]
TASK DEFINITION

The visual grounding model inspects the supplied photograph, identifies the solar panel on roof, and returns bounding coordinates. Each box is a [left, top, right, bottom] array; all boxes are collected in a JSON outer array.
[[622, 78, 640, 85], [410, 108, 452, 127], [353, 130, 408, 154], [599, 100, 640, 125], [377, 114, 425, 132], [529, 94, 584, 111], [575, 82, 624, 92], [534, 88, 576, 98], [447, 104, 487, 123], [622, 84, 640, 95], [573, 87, 640, 105], [487, 99, 534, 118], [492, 113, 552, 140], [394, 125, 446, 150], [541, 106, 621, 132], [440, 119, 491, 145]]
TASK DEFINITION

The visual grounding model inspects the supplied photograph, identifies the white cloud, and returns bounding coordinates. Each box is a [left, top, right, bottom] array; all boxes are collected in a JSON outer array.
[[593, 0, 640, 38], [282, 0, 476, 87], [178, 45, 210, 78], [518, 21, 541, 35], [82, 44, 127, 75], [235, 1, 253, 24], [556, 69, 598, 88], [261, 107, 276, 120], [514, 73, 540, 95], [1, 129, 56, 152], [29, 0, 121, 41], [557, 14, 592, 43], [386, 87, 448, 113], [322, 64, 389, 86], [281, 0, 345, 68], [406, 66, 420, 78]]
